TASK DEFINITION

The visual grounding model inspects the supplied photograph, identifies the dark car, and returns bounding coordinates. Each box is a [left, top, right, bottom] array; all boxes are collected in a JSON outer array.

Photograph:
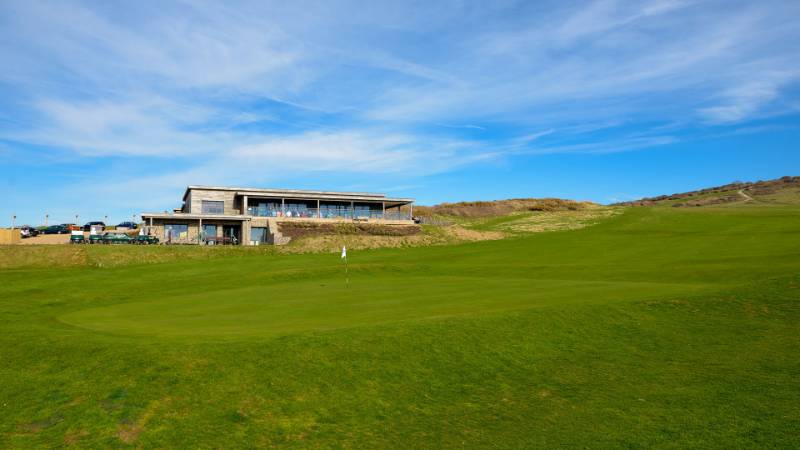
[[116, 221, 138, 230], [19, 225, 39, 238], [42, 224, 69, 234], [101, 232, 133, 244], [134, 235, 159, 245], [83, 221, 106, 232]]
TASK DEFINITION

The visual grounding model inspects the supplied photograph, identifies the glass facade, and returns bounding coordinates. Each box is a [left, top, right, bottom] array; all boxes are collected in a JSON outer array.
[[245, 198, 411, 220], [319, 202, 351, 218], [248, 201, 281, 217]]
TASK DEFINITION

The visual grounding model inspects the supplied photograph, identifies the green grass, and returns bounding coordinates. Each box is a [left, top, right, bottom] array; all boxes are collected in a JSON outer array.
[[1, 204, 799, 447]]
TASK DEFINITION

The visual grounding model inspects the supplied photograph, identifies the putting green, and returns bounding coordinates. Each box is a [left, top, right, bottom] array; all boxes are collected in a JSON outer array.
[[59, 275, 717, 337]]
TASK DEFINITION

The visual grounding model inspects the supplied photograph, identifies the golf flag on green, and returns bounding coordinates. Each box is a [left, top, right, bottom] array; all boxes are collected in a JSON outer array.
[[342, 246, 349, 285]]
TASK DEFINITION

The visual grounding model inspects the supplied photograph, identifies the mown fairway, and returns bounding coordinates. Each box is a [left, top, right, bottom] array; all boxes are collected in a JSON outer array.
[[1, 205, 799, 447]]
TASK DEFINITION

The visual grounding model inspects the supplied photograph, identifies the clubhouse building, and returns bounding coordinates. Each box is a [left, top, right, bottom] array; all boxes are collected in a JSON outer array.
[[141, 185, 415, 245]]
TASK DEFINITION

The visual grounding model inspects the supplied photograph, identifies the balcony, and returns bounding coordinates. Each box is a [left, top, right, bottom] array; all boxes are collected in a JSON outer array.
[[246, 206, 411, 221]]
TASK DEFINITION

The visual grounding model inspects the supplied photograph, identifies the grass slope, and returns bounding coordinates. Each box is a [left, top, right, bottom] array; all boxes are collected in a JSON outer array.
[[1, 204, 799, 447], [615, 175, 799, 207]]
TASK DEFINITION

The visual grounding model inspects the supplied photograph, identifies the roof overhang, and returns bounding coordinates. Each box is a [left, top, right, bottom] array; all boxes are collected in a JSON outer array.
[[181, 185, 403, 202], [140, 212, 249, 221], [235, 191, 414, 204]]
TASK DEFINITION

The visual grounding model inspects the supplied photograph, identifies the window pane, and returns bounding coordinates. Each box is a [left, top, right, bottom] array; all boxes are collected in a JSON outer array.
[[251, 227, 268, 243], [202, 224, 216, 237], [202, 201, 224, 214], [164, 223, 189, 240]]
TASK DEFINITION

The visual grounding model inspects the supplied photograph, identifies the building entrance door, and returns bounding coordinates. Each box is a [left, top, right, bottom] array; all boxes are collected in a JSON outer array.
[[223, 225, 240, 245]]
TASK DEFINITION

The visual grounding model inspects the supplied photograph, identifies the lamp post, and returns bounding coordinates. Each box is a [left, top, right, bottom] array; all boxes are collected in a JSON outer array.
[[45, 214, 49, 227], [75, 214, 79, 227], [11, 215, 16, 229]]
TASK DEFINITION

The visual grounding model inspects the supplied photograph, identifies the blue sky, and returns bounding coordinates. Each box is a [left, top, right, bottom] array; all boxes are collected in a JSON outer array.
[[1, 0, 799, 226]]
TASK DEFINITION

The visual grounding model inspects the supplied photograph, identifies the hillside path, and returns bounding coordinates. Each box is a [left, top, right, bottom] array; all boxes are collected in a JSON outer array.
[[737, 189, 754, 202]]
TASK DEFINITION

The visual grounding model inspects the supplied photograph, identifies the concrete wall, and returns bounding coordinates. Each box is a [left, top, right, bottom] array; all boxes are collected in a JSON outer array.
[[0, 229, 21, 245]]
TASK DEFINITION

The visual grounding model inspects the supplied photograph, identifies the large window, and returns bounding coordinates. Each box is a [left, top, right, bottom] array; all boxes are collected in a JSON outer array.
[[354, 202, 382, 218], [320, 202, 352, 219], [251, 227, 269, 244], [201, 200, 224, 214], [164, 223, 189, 241], [248, 201, 281, 217], [202, 224, 217, 239]]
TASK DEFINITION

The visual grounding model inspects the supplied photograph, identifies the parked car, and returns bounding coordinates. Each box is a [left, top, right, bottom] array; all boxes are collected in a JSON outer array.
[[42, 224, 69, 234], [19, 225, 39, 238], [70, 233, 85, 244], [65, 224, 81, 232], [134, 235, 159, 245], [83, 221, 106, 232], [88, 234, 104, 244], [101, 233, 133, 244], [116, 221, 138, 230]]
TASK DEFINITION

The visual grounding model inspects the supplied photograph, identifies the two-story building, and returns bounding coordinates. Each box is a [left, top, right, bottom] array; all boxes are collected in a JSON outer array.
[[141, 186, 415, 245]]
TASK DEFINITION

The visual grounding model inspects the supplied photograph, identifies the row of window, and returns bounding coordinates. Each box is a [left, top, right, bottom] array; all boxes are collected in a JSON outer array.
[[164, 223, 245, 241], [202, 200, 391, 217]]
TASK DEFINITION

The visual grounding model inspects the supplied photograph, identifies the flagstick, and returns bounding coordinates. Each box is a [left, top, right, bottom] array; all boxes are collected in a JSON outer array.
[[342, 245, 349, 287]]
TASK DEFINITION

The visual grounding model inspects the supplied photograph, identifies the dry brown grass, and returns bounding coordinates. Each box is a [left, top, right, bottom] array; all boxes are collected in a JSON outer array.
[[416, 198, 595, 218], [616, 175, 799, 206], [278, 222, 421, 238], [279, 225, 504, 254], [491, 208, 621, 233]]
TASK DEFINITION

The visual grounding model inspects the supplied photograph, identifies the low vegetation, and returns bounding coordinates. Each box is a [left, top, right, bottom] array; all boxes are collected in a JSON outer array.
[[277, 222, 421, 238]]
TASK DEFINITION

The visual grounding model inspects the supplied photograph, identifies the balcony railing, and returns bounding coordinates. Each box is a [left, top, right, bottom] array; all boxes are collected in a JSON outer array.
[[247, 206, 411, 220]]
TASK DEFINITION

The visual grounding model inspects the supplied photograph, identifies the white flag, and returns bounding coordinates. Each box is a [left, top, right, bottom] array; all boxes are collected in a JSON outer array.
[[341, 246, 347, 259]]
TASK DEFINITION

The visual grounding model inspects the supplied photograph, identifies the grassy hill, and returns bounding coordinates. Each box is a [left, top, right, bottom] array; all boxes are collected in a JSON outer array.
[[414, 197, 595, 218], [1, 200, 799, 446], [615, 175, 800, 207]]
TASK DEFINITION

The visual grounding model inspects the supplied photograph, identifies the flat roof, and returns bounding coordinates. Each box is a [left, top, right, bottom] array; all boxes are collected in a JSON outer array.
[[140, 212, 249, 221], [183, 185, 409, 202], [234, 191, 413, 204]]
